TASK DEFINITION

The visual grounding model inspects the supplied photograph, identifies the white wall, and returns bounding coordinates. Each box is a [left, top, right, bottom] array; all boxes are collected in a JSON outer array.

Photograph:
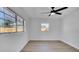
[[62, 9, 79, 49], [30, 18, 62, 40]]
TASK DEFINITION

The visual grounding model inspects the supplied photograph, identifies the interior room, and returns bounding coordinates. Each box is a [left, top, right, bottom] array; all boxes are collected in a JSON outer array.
[[0, 7, 79, 52]]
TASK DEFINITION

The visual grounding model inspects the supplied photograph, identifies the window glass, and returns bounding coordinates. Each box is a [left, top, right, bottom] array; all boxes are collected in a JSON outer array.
[[0, 12, 4, 19], [5, 14, 16, 24], [0, 19, 4, 26], [17, 16, 23, 32], [0, 19, 4, 33], [4, 8, 15, 18], [17, 16, 23, 25], [17, 26, 23, 32], [4, 14, 16, 32], [0, 7, 3, 12], [0, 11, 4, 33]]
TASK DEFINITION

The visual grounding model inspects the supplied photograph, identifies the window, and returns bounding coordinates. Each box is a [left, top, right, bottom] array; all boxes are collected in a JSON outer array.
[[41, 23, 49, 32], [17, 16, 24, 32], [0, 7, 24, 33]]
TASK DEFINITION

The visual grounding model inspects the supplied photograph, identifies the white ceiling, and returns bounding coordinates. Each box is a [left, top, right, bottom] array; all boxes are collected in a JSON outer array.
[[10, 7, 79, 20]]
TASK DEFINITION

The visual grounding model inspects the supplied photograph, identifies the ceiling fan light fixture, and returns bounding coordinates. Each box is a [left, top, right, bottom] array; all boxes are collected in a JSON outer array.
[[51, 13, 55, 15]]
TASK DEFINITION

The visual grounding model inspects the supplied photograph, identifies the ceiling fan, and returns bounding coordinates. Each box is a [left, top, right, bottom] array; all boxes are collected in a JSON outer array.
[[41, 7, 68, 16]]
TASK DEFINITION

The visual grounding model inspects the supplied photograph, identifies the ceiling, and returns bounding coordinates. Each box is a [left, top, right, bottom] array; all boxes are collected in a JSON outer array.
[[10, 7, 79, 20]]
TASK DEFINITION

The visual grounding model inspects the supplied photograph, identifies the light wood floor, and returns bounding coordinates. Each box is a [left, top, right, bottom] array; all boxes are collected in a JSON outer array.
[[21, 40, 79, 52]]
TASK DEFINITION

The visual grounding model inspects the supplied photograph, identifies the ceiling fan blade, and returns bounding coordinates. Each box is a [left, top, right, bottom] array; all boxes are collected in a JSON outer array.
[[55, 12, 62, 15], [55, 7, 68, 12]]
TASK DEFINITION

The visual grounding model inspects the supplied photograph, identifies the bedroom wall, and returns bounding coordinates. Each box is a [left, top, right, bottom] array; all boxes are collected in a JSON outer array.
[[30, 18, 62, 40], [62, 9, 79, 49]]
